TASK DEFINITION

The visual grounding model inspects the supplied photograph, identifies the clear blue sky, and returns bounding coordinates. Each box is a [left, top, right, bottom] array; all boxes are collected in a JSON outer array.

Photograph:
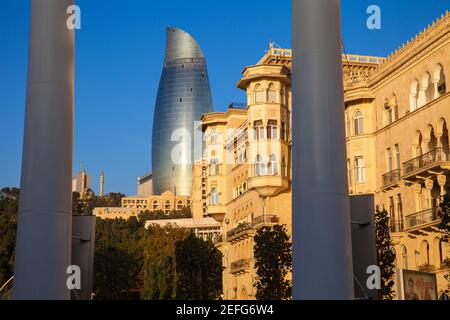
[[1, 0, 449, 196]]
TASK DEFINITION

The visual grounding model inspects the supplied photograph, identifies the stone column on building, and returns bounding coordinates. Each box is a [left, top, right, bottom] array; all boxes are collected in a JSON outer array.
[[292, 0, 354, 300], [417, 86, 427, 108], [437, 175, 447, 199], [432, 79, 440, 100], [409, 94, 417, 112], [424, 179, 435, 210], [13, 0, 74, 300], [413, 183, 423, 213]]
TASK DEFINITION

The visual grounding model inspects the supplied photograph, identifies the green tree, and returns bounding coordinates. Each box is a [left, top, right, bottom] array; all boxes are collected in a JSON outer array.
[[253, 224, 292, 300], [140, 226, 187, 300], [175, 233, 223, 300], [0, 188, 19, 286], [375, 209, 396, 300], [438, 194, 450, 287], [138, 207, 192, 224], [93, 217, 144, 300]]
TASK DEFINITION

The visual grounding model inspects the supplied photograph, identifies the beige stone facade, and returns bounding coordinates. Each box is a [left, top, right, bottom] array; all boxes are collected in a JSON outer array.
[[344, 13, 450, 298], [94, 191, 190, 220], [198, 13, 450, 300]]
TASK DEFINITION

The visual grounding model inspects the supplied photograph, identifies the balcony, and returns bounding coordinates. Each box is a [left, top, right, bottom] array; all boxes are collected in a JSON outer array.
[[405, 208, 440, 230], [248, 164, 289, 197], [230, 259, 251, 275], [207, 204, 226, 222], [227, 222, 254, 243], [382, 169, 401, 190], [402, 148, 450, 182], [252, 215, 280, 229], [213, 234, 225, 245]]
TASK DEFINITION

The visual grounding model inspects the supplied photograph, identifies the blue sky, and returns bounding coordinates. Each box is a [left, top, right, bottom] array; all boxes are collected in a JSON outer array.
[[1, 0, 449, 196]]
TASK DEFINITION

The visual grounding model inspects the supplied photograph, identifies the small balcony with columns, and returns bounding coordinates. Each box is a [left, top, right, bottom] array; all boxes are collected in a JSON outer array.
[[402, 121, 450, 185], [404, 177, 446, 235]]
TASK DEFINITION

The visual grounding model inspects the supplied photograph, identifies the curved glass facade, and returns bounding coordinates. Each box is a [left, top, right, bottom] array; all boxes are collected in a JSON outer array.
[[152, 27, 213, 196]]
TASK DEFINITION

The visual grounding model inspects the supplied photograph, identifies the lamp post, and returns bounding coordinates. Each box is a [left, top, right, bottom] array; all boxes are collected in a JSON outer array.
[[292, 0, 355, 299], [13, 0, 74, 300]]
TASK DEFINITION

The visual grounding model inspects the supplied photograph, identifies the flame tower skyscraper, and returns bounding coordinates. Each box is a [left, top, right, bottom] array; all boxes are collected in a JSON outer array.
[[152, 27, 213, 196]]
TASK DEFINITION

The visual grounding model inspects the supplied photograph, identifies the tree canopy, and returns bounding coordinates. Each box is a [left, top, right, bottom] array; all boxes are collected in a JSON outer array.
[[375, 209, 396, 300], [253, 224, 292, 300]]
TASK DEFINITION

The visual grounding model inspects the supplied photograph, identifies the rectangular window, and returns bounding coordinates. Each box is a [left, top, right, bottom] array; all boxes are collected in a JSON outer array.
[[281, 122, 286, 141], [387, 148, 393, 172], [395, 144, 401, 170], [347, 159, 352, 186], [267, 90, 277, 103], [210, 158, 220, 176], [254, 120, 264, 140], [397, 194, 403, 229], [255, 90, 265, 104], [387, 108, 393, 125], [389, 196, 395, 223], [355, 157, 366, 183], [267, 120, 278, 139]]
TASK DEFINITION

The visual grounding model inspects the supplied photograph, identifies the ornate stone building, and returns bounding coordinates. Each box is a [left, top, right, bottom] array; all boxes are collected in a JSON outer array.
[[197, 13, 450, 300], [196, 44, 397, 299], [344, 12, 450, 297]]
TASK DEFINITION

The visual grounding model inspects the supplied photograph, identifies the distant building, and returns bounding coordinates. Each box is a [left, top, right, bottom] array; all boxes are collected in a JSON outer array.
[[138, 172, 153, 197], [99, 171, 105, 197], [93, 191, 190, 220], [151, 27, 213, 196], [145, 217, 221, 241], [72, 170, 91, 197]]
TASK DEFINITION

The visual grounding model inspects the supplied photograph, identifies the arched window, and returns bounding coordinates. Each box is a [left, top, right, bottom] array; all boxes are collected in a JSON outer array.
[[165, 200, 171, 212], [268, 154, 278, 176], [410, 79, 419, 112], [267, 83, 276, 103], [152, 200, 159, 211], [435, 64, 447, 98], [354, 111, 364, 135], [401, 246, 408, 269], [423, 72, 434, 106], [255, 155, 265, 176], [177, 200, 183, 211], [254, 84, 265, 104], [210, 188, 219, 206], [421, 240, 430, 266]]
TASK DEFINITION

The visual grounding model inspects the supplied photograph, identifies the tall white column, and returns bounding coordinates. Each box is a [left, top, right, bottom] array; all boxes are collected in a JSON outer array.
[[13, 0, 74, 300], [292, 0, 354, 299]]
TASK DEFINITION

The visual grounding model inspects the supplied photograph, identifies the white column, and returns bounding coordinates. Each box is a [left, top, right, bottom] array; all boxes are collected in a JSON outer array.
[[292, 0, 354, 299], [13, 0, 74, 300]]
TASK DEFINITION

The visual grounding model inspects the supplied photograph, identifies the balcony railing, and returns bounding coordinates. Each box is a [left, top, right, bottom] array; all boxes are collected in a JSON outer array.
[[230, 259, 251, 274], [213, 234, 225, 245], [252, 215, 280, 228], [403, 148, 448, 176], [382, 169, 401, 187], [405, 208, 440, 230], [227, 222, 252, 239]]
